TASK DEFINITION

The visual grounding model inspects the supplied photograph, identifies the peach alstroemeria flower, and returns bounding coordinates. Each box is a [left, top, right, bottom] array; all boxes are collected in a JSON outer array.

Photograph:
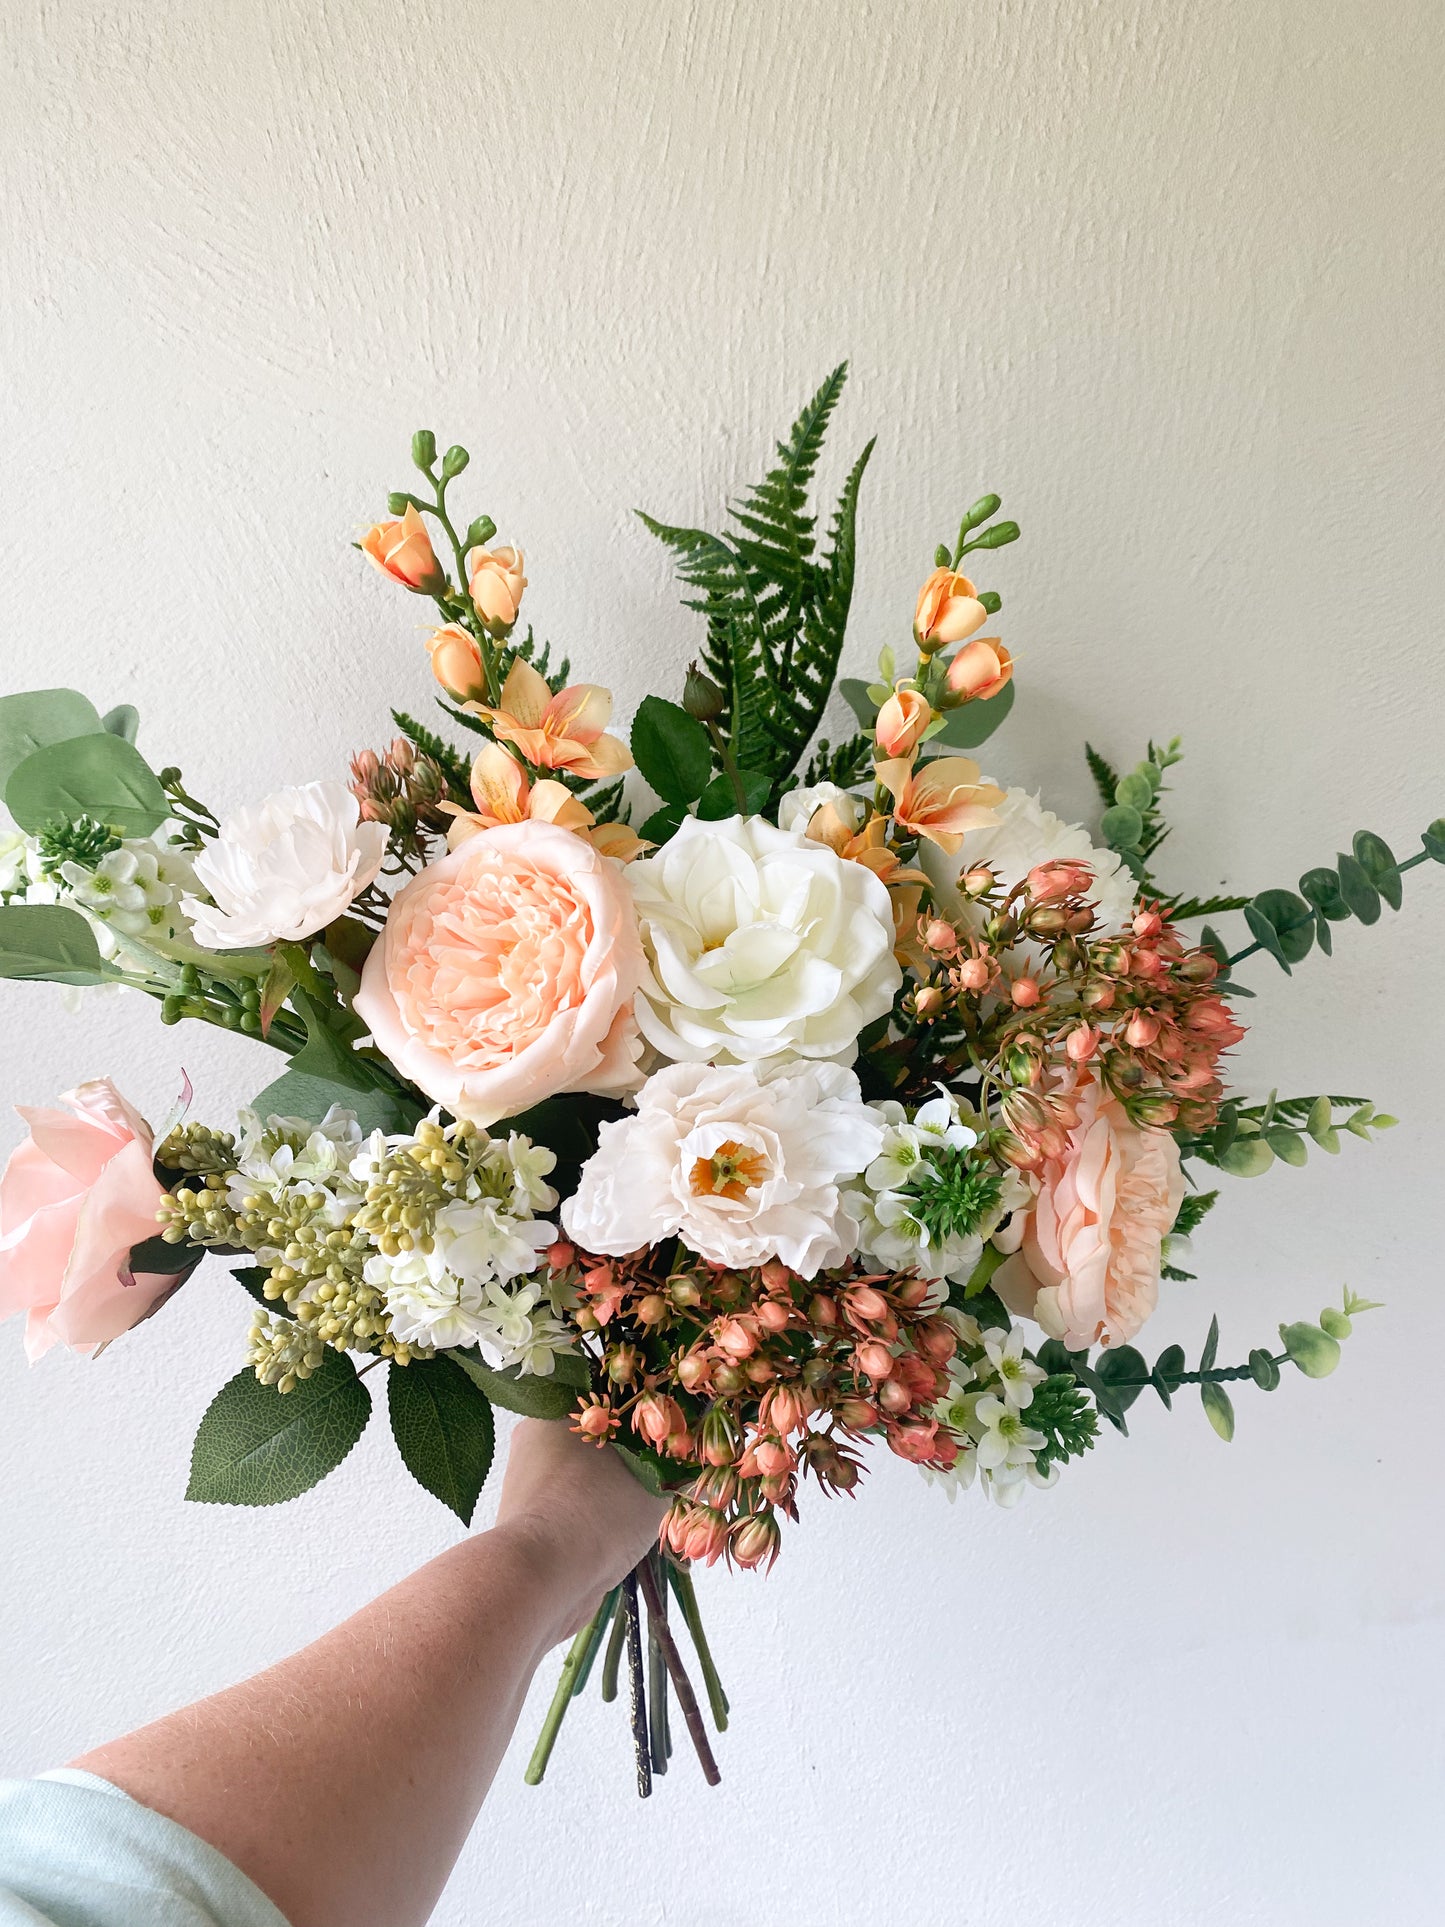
[[876, 755, 1003, 855], [874, 687, 933, 759], [360, 504, 446, 594], [443, 743, 645, 860], [474, 658, 632, 782], [945, 637, 1013, 705], [914, 568, 989, 651], [805, 805, 930, 972]]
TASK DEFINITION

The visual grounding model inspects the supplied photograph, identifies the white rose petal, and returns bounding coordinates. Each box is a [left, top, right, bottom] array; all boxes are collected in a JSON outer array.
[[920, 785, 1137, 935]]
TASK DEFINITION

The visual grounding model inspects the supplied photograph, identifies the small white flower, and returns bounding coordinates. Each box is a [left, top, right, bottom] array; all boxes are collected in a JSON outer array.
[[500, 1132, 560, 1215], [434, 1198, 555, 1285], [232, 1105, 365, 1193], [382, 1268, 492, 1352], [982, 1327, 1046, 1411], [0, 830, 34, 897], [182, 779, 386, 950], [970, 1393, 1046, 1473]]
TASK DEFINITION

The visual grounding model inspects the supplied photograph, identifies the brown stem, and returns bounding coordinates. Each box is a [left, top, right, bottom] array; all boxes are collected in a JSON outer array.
[[636, 1558, 722, 1786], [622, 1571, 652, 1799]]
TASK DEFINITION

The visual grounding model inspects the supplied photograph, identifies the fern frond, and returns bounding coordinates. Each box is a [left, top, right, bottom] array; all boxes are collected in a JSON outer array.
[[803, 732, 874, 788], [1170, 893, 1253, 920], [391, 711, 472, 800], [577, 776, 630, 825], [1084, 743, 1119, 808]]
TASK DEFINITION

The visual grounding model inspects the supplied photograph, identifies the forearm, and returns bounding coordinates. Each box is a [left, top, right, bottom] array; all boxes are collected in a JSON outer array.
[[73, 1521, 583, 1927]]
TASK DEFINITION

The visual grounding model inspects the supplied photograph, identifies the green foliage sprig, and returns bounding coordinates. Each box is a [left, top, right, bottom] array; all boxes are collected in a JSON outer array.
[[1086, 736, 1183, 891], [1180, 1093, 1396, 1177]]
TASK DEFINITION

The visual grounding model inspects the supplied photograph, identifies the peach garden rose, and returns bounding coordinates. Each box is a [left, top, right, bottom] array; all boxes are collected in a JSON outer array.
[[0, 1079, 174, 1361], [354, 820, 645, 1125]]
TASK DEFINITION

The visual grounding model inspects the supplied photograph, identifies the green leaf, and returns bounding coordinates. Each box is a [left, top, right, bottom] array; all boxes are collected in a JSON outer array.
[[839, 678, 879, 731], [186, 1350, 371, 1506], [1299, 866, 1350, 922], [451, 1350, 587, 1420], [1151, 1342, 1186, 1406], [1278, 1321, 1341, 1378], [612, 1441, 669, 1496], [959, 1240, 1008, 1302], [388, 1354, 496, 1524], [1305, 1096, 1333, 1143], [1084, 743, 1120, 810], [1093, 1345, 1148, 1412], [1264, 1127, 1308, 1166], [232, 1266, 272, 1306], [1200, 1381, 1235, 1441], [0, 905, 106, 985], [1115, 771, 1154, 812], [7, 733, 168, 838], [638, 801, 688, 844], [101, 704, 140, 743], [1334, 852, 1380, 925], [0, 689, 103, 789], [631, 696, 713, 805], [1352, 830, 1401, 911], [1100, 802, 1144, 850], [126, 1232, 201, 1275], [287, 993, 375, 1092], [1248, 1348, 1282, 1391], [933, 679, 1015, 748], [1200, 1315, 1220, 1373], [1217, 1134, 1275, 1177], [1250, 888, 1316, 965], [695, 769, 771, 819], [1421, 817, 1445, 863], [1170, 1189, 1219, 1239], [249, 1067, 421, 1136]]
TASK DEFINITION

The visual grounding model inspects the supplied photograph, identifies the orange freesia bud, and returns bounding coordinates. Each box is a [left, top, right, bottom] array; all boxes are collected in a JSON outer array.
[[874, 686, 933, 758], [944, 637, 1013, 703], [914, 567, 988, 652], [427, 623, 488, 701], [464, 544, 527, 635], [914, 985, 945, 1018], [360, 504, 446, 594]]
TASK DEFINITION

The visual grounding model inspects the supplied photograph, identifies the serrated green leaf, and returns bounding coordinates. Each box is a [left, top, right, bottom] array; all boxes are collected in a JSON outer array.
[[6, 733, 168, 837], [388, 1354, 496, 1524], [1200, 1381, 1235, 1440], [1217, 1134, 1275, 1177], [1335, 852, 1380, 924], [695, 769, 771, 819], [232, 1266, 272, 1305], [638, 801, 687, 844], [452, 1349, 587, 1419], [0, 689, 103, 789], [612, 1441, 669, 1496], [0, 905, 106, 985], [186, 1350, 371, 1506], [631, 696, 712, 804], [933, 679, 1015, 748]]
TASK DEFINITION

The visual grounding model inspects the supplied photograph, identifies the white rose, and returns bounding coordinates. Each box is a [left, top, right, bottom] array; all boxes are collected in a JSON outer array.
[[777, 781, 855, 833], [562, 1060, 885, 1276], [920, 785, 1137, 934], [183, 779, 387, 949], [626, 813, 900, 1068]]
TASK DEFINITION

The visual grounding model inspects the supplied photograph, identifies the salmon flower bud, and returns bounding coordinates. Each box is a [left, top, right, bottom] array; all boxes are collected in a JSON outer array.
[[1027, 906, 1069, 938], [1133, 907, 1164, 940], [916, 1317, 958, 1366], [944, 637, 1013, 703], [714, 1314, 758, 1359], [360, 504, 446, 593], [545, 1240, 575, 1270], [677, 1348, 711, 1392], [1066, 1022, 1101, 1064], [606, 1342, 641, 1385], [757, 1297, 791, 1334], [753, 1437, 792, 1478], [1010, 974, 1042, 1009], [760, 1258, 792, 1292], [914, 567, 988, 652], [914, 984, 945, 1019], [763, 1385, 809, 1435], [633, 1394, 688, 1447], [712, 1361, 746, 1395], [700, 1403, 741, 1467], [1067, 905, 1098, 935], [1081, 978, 1116, 1011], [835, 1394, 879, 1429], [808, 1293, 838, 1329], [636, 1292, 669, 1326], [846, 1284, 890, 1325], [730, 1511, 782, 1572], [963, 865, 997, 898], [855, 1339, 895, 1380], [1130, 1090, 1181, 1127], [875, 687, 933, 758], [465, 543, 527, 635], [1125, 1010, 1161, 1049], [691, 1466, 740, 1510], [583, 1263, 615, 1294], [878, 1376, 912, 1414], [1027, 858, 1094, 903], [1179, 951, 1219, 985], [1131, 947, 1164, 979], [956, 953, 992, 992], [572, 1395, 619, 1443], [887, 1418, 945, 1464], [668, 1272, 704, 1310], [894, 1275, 932, 1310], [745, 1356, 776, 1386], [923, 917, 958, 955], [427, 623, 487, 700]]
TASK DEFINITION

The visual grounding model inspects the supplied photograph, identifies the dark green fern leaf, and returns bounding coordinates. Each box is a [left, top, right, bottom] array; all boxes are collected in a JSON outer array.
[[577, 775, 630, 826], [1170, 893, 1254, 920], [803, 731, 874, 788], [1084, 743, 1119, 808]]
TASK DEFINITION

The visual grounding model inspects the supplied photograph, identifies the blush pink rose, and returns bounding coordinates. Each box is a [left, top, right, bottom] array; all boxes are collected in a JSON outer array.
[[0, 1080, 173, 1362], [994, 1073, 1184, 1350], [354, 820, 645, 1125]]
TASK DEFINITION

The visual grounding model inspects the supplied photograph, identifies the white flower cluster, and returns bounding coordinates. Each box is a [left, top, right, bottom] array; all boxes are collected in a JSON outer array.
[[0, 826, 196, 963], [928, 1314, 1057, 1508], [351, 1119, 570, 1375], [843, 1094, 1024, 1294]]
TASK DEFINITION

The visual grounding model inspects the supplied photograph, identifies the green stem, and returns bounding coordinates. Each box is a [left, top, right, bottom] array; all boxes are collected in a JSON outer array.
[[1226, 938, 1264, 967], [600, 1591, 629, 1703], [705, 720, 749, 813], [570, 1586, 619, 1698], [666, 1563, 729, 1731], [523, 1596, 611, 1786]]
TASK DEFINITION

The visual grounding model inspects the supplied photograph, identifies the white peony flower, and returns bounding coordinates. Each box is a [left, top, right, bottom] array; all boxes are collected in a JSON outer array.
[[920, 784, 1137, 934], [562, 1059, 885, 1276], [182, 779, 386, 950], [625, 813, 900, 1069]]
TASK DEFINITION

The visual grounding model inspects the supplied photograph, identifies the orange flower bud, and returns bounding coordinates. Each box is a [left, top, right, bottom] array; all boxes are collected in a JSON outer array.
[[465, 544, 527, 635], [427, 623, 487, 700], [875, 686, 933, 758], [1010, 974, 1042, 1008], [360, 504, 446, 594], [914, 568, 988, 651], [944, 637, 1013, 704]]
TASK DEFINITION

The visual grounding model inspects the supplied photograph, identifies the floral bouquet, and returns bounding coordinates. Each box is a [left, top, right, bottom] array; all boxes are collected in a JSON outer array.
[[1, 367, 1439, 1794]]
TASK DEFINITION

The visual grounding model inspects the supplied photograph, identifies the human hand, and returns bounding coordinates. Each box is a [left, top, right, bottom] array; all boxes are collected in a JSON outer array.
[[495, 1419, 667, 1641]]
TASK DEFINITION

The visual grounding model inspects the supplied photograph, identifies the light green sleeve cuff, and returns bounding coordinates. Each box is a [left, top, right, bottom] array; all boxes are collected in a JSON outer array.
[[0, 1774, 289, 1927]]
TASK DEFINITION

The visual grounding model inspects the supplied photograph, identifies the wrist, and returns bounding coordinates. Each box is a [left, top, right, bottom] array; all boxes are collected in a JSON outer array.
[[480, 1518, 609, 1653]]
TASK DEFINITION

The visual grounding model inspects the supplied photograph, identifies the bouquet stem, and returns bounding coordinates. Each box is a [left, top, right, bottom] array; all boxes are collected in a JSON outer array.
[[523, 1591, 614, 1787], [637, 1557, 722, 1786], [667, 1562, 730, 1731], [621, 1571, 652, 1798]]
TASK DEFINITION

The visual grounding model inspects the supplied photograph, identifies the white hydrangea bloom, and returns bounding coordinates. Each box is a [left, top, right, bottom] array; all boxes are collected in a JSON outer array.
[[920, 784, 1137, 934]]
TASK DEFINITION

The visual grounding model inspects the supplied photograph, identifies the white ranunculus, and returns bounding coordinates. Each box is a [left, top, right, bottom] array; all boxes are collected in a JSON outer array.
[[920, 785, 1137, 934], [625, 813, 900, 1069], [182, 779, 387, 950], [562, 1060, 885, 1276]]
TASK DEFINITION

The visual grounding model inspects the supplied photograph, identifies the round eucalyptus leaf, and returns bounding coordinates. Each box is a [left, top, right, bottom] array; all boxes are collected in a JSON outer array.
[[1100, 802, 1144, 850]]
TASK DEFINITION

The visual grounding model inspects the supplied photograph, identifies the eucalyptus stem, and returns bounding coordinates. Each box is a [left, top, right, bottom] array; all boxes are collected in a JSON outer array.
[[523, 1595, 612, 1787], [666, 1562, 729, 1731]]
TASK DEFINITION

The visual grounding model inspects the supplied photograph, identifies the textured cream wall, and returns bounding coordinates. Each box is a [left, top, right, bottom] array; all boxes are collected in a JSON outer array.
[[2, 3, 1443, 1922]]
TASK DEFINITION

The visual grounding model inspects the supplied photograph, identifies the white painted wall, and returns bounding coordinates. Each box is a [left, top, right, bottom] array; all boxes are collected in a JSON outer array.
[[2, 2, 1443, 1921]]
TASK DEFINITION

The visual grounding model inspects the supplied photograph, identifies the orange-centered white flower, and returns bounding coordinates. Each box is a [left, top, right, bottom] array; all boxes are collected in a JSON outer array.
[[875, 756, 1003, 855], [474, 658, 632, 782]]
